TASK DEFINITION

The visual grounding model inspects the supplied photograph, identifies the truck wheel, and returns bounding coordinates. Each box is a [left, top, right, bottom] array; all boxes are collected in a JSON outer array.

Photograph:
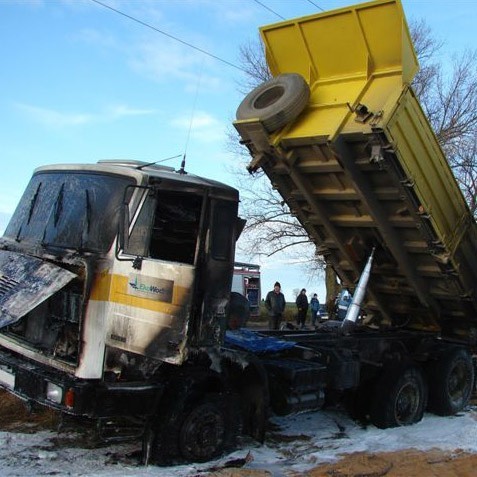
[[179, 394, 235, 462], [236, 73, 310, 133], [427, 347, 474, 416], [151, 391, 238, 464], [370, 364, 427, 429]]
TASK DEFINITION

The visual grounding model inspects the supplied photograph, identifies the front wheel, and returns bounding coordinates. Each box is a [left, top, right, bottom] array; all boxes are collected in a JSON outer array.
[[370, 364, 427, 429], [150, 391, 239, 465], [179, 396, 230, 462]]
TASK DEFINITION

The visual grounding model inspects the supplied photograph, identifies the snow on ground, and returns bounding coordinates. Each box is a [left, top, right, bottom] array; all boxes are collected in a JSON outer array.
[[0, 406, 476, 476]]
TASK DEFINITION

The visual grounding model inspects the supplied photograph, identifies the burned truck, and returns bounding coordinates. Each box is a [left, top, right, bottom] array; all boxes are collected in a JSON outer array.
[[0, 160, 279, 463], [0, 158, 332, 464], [0, 0, 476, 467]]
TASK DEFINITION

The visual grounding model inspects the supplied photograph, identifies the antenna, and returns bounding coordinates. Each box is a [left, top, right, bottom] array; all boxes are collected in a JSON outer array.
[[135, 154, 182, 170], [178, 60, 204, 175], [177, 154, 187, 175]]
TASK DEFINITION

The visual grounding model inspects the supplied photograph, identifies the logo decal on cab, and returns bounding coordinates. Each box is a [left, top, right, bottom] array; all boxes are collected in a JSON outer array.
[[128, 274, 174, 303]]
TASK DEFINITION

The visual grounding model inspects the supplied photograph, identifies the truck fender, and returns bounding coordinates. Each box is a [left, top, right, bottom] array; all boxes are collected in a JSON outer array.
[[236, 73, 310, 133]]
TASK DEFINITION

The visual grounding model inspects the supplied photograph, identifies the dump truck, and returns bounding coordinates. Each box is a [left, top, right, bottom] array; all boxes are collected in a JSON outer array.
[[0, 0, 475, 467], [234, 0, 477, 431]]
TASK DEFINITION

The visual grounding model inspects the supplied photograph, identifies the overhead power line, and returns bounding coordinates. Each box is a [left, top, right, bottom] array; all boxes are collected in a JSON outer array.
[[252, 0, 286, 20], [305, 0, 325, 12], [89, 0, 247, 73]]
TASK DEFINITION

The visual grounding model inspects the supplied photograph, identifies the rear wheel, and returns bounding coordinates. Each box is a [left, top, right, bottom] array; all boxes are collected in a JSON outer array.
[[370, 364, 427, 429], [427, 347, 474, 416]]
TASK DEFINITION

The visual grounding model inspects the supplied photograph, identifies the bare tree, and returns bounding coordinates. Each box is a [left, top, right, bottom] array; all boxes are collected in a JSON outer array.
[[238, 180, 309, 256], [236, 37, 271, 95], [410, 20, 477, 217], [417, 50, 477, 147], [447, 132, 477, 216], [409, 19, 442, 101]]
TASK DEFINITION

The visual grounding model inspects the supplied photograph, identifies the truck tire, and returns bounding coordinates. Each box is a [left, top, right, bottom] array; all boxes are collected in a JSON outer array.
[[150, 388, 239, 464], [427, 347, 474, 416], [370, 363, 427, 429], [236, 73, 310, 133], [179, 394, 235, 462]]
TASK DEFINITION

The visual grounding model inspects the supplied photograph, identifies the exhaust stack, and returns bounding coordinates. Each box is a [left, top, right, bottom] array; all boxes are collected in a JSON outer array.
[[342, 248, 375, 328]]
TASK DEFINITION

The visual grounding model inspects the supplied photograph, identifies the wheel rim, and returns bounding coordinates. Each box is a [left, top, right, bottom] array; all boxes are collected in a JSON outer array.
[[253, 85, 285, 110], [179, 403, 225, 461], [394, 381, 420, 425]]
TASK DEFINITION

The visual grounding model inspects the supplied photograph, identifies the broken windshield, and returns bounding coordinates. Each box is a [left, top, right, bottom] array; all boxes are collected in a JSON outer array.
[[4, 171, 134, 253]]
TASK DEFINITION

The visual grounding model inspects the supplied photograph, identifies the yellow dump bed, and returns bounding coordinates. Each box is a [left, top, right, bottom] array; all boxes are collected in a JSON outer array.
[[235, 0, 477, 334]]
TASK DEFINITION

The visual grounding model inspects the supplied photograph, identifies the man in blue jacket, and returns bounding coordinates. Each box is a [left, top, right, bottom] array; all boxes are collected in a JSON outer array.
[[310, 293, 320, 327]]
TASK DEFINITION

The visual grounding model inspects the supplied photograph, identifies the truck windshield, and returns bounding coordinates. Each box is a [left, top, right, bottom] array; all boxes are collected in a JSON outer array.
[[4, 171, 134, 253]]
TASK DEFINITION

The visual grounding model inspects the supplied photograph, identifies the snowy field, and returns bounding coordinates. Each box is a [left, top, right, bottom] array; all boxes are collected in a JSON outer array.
[[0, 404, 476, 476]]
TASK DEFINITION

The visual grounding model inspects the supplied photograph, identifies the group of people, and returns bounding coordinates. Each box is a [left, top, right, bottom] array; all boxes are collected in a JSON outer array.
[[295, 288, 321, 329], [264, 282, 321, 330]]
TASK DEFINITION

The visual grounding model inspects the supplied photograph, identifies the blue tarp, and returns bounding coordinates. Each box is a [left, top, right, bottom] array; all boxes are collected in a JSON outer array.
[[224, 329, 296, 353]]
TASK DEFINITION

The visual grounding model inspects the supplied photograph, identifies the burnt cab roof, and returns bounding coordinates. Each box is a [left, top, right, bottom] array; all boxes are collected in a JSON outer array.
[[34, 160, 239, 201]]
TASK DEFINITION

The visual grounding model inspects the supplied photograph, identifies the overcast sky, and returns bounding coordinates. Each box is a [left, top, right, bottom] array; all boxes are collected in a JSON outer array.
[[1, 0, 475, 301]]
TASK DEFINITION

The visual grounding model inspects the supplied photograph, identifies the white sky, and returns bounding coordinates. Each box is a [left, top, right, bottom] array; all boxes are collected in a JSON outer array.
[[1, 0, 476, 301]]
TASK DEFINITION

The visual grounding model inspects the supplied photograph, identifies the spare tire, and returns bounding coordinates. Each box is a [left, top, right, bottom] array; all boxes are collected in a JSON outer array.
[[236, 73, 310, 133]]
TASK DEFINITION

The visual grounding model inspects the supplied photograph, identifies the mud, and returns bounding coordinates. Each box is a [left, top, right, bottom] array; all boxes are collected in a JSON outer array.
[[207, 449, 477, 476]]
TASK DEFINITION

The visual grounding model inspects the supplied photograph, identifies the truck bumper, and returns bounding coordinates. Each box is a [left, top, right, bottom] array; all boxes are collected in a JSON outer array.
[[0, 348, 163, 418]]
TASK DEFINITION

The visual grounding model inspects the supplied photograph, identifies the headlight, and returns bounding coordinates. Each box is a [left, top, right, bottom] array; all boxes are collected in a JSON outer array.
[[46, 382, 63, 404]]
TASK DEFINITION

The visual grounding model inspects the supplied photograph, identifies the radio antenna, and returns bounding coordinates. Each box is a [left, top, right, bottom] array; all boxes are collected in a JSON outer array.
[[178, 59, 204, 175]]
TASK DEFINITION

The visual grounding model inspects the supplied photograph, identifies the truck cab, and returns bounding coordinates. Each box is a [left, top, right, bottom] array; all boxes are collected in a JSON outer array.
[[0, 160, 252, 461]]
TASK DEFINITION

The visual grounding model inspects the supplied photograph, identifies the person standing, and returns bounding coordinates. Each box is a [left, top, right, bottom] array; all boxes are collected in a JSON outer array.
[[265, 281, 286, 330], [310, 293, 320, 327], [295, 288, 309, 329]]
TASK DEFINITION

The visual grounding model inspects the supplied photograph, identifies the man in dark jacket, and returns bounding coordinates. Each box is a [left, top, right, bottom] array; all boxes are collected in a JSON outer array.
[[295, 288, 309, 329], [265, 281, 286, 330]]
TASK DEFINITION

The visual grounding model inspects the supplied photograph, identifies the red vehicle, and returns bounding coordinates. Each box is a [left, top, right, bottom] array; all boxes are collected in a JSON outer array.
[[232, 262, 261, 316]]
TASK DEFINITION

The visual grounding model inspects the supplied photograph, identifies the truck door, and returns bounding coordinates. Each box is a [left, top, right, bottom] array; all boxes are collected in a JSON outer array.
[[107, 187, 203, 364]]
